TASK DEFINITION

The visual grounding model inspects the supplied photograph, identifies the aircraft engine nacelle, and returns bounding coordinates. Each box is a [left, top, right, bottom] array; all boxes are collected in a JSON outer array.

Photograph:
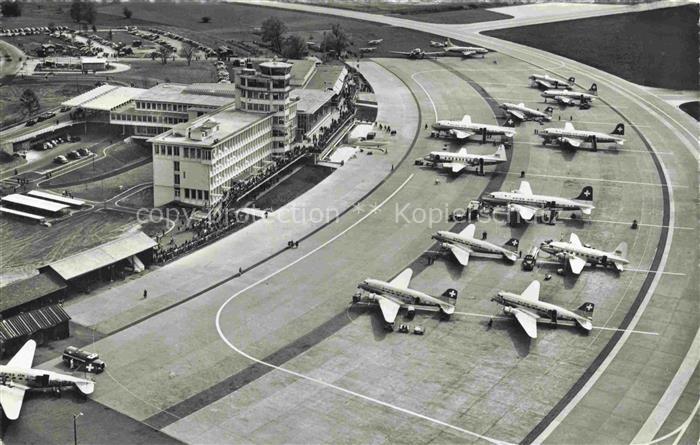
[[502, 306, 515, 315]]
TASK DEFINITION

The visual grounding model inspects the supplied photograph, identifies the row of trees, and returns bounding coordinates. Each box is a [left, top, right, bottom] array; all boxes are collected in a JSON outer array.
[[70, 0, 97, 25], [260, 17, 349, 59]]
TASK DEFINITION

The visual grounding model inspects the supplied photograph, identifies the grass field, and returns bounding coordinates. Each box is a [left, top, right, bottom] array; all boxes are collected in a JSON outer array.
[[252, 164, 333, 211], [42, 142, 150, 188], [0, 82, 91, 126], [302, 1, 512, 24], [484, 5, 699, 90], [0, 209, 136, 275], [50, 162, 152, 202], [94, 2, 478, 58], [109, 59, 218, 88]]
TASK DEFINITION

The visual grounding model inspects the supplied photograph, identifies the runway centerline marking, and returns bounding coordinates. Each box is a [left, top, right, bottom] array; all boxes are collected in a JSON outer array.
[[411, 72, 438, 122], [215, 174, 511, 445]]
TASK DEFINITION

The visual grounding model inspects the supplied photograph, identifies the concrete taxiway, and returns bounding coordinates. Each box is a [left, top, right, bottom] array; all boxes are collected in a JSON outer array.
[[3, 2, 697, 444]]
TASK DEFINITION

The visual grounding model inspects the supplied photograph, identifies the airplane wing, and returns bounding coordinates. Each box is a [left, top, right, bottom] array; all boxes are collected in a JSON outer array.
[[0, 385, 26, 420], [511, 307, 539, 339], [449, 245, 471, 266], [510, 204, 537, 220], [554, 96, 575, 105], [563, 122, 575, 132], [461, 50, 476, 57], [389, 51, 410, 56], [560, 137, 583, 147], [450, 129, 474, 139], [520, 280, 540, 301], [7, 339, 35, 369], [568, 256, 587, 275], [518, 181, 533, 195], [535, 79, 553, 89], [459, 224, 476, 239], [425, 51, 443, 56], [613, 261, 625, 272], [507, 109, 526, 121], [376, 295, 401, 324], [389, 268, 413, 289], [450, 163, 466, 173]]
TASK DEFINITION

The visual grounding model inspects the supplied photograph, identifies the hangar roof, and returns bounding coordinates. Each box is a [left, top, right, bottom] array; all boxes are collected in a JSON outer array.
[[0, 272, 67, 314], [62, 84, 146, 111], [1, 194, 68, 213], [45, 231, 157, 281]]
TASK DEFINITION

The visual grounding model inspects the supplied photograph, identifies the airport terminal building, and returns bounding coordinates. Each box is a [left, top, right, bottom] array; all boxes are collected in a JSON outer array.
[[56, 59, 348, 209], [150, 107, 273, 207]]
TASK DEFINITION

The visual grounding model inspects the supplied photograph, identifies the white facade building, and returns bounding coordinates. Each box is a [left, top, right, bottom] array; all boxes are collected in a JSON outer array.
[[149, 106, 272, 208], [235, 61, 297, 154]]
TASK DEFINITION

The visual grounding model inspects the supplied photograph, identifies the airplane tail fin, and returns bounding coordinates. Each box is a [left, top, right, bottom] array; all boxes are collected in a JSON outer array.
[[504, 118, 516, 127], [492, 144, 507, 160], [446, 38, 454, 47], [442, 288, 459, 301], [611, 123, 625, 135], [568, 76, 576, 85], [545, 106, 554, 115], [504, 238, 519, 249], [575, 302, 595, 318], [573, 186, 593, 202], [613, 241, 628, 259], [589, 83, 598, 95], [75, 380, 95, 395]]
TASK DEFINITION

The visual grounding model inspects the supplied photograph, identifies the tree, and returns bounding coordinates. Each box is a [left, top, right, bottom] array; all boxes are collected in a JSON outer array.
[[179, 42, 196, 66], [19, 89, 40, 116], [157, 45, 173, 65], [122, 6, 132, 19], [108, 29, 113, 41], [201, 16, 211, 23], [322, 23, 349, 57], [70, 0, 97, 25], [261, 17, 286, 54], [1, 0, 22, 17], [282, 35, 307, 59]]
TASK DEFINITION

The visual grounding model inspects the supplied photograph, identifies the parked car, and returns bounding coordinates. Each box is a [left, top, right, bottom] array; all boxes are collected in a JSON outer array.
[[54, 155, 68, 164], [77, 147, 91, 157], [25, 119, 37, 127], [37, 111, 56, 121], [60, 105, 71, 112], [522, 246, 540, 271], [67, 150, 82, 159]]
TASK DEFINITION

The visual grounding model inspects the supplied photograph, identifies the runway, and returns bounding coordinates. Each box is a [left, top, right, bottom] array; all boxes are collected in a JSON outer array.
[[5, 2, 697, 444]]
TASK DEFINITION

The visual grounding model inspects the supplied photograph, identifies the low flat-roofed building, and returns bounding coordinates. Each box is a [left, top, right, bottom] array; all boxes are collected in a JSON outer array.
[[289, 58, 317, 88], [62, 84, 146, 124], [150, 105, 273, 208], [1, 194, 69, 215], [305, 64, 348, 95], [0, 206, 45, 222], [0, 304, 71, 359], [42, 231, 156, 283], [110, 83, 237, 139], [0, 271, 67, 318], [27, 190, 85, 207], [292, 88, 336, 138], [81, 56, 107, 72]]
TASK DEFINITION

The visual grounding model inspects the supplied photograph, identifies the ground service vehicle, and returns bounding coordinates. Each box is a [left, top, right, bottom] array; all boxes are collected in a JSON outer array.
[[62, 346, 105, 373], [522, 246, 540, 271]]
